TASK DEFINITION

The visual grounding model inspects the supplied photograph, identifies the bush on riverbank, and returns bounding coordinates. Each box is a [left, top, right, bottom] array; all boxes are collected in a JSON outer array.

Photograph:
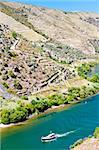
[[88, 74, 99, 83], [1, 85, 99, 124], [1, 107, 28, 124], [70, 127, 99, 149], [77, 62, 99, 83], [1, 109, 10, 124], [94, 127, 99, 138], [77, 63, 91, 78]]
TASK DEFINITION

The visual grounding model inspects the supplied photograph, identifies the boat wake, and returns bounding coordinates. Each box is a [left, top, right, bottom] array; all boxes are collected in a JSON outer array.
[[56, 130, 76, 138]]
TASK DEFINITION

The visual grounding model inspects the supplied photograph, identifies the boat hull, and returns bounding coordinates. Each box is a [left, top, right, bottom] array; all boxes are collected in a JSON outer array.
[[41, 137, 57, 142]]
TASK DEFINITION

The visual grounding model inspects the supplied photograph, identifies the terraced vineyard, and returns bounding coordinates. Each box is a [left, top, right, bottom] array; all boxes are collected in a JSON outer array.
[[0, 1, 99, 127]]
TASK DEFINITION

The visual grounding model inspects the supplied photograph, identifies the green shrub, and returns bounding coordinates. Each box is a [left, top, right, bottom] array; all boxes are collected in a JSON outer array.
[[31, 99, 38, 105], [21, 95, 28, 100], [14, 80, 22, 90], [89, 74, 99, 83], [12, 31, 17, 39], [4, 46, 10, 52], [3, 82, 9, 89], [7, 88, 16, 95], [10, 107, 28, 123], [8, 51, 17, 57], [24, 104, 35, 115], [1, 109, 10, 124], [94, 127, 99, 138], [9, 70, 16, 78], [95, 47, 99, 53]]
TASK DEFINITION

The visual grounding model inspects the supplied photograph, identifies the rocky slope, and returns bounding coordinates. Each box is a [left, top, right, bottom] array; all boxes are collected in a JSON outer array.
[[0, 2, 99, 55], [0, 1, 99, 102], [0, 24, 75, 98], [72, 138, 99, 150]]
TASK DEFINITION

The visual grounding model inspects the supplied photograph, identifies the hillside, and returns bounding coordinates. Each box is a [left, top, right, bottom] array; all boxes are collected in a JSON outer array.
[[0, 2, 99, 124], [0, 11, 45, 42], [0, 2, 99, 55]]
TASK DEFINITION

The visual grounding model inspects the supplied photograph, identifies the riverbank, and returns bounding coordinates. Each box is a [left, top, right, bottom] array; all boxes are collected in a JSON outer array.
[[1, 92, 99, 129], [1, 57, 99, 127], [72, 137, 99, 150], [0, 104, 72, 129], [71, 127, 99, 150]]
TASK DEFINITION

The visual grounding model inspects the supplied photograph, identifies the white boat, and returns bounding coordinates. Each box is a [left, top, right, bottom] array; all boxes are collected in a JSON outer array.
[[41, 133, 57, 142]]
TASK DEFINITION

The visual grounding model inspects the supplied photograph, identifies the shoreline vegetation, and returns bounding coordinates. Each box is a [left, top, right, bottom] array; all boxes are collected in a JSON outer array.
[[70, 127, 99, 149], [77, 62, 99, 83], [0, 62, 99, 128], [0, 104, 72, 129], [0, 91, 99, 129], [0, 93, 99, 129]]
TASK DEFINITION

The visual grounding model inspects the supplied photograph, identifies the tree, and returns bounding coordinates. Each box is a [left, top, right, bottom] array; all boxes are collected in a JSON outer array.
[[36, 100, 49, 112], [1, 109, 10, 124], [89, 74, 99, 83], [24, 103, 35, 115], [12, 31, 17, 39], [10, 107, 28, 123]]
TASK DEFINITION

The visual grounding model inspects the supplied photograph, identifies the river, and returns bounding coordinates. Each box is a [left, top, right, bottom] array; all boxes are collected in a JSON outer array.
[[1, 94, 99, 150]]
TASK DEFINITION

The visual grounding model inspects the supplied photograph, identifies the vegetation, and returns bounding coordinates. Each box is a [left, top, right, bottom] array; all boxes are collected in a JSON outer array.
[[2, 75, 9, 80], [77, 62, 96, 77], [70, 139, 83, 149], [94, 127, 99, 138], [2, 82, 9, 89], [88, 74, 99, 83], [21, 95, 28, 100], [4, 46, 10, 52], [46, 42, 87, 64], [12, 31, 17, 39], [1, 85, 99, 124], [14, 80, 22, 90], [1, 109, 10, 124], [8, 51, 17, 57], [9, 70, 16, 78], [1, 107, 28, 124], [70, 127, 99, 149], [95, 47, 99, 53], [77, 63, 91, 78], [7, 88, 17, 95], [77, 62, 99, 83], [1, 5, 49, 39]]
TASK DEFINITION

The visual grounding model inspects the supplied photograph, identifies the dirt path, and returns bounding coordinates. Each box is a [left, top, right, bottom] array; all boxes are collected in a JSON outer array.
[[0, 11, 45, 42]]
